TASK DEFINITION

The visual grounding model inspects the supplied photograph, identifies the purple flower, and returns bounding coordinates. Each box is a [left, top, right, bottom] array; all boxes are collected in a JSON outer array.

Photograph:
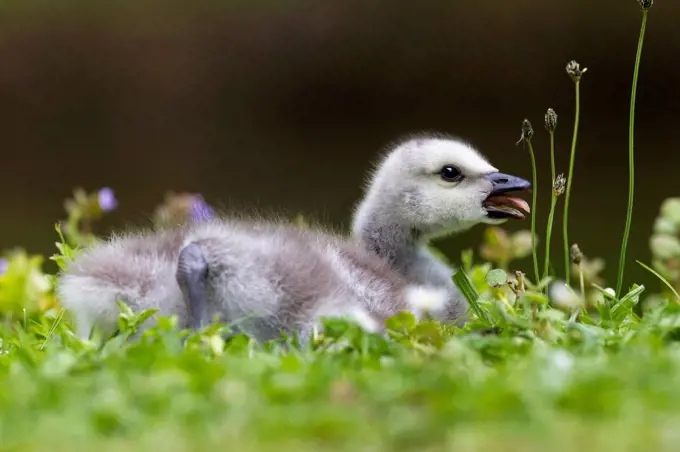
[[0, 258, 8, 277], [97, 187, 118, 212], [189, 196, 215, 222]]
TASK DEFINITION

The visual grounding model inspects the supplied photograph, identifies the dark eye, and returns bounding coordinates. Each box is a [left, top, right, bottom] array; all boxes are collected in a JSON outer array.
[[440, 165, 462, 182]]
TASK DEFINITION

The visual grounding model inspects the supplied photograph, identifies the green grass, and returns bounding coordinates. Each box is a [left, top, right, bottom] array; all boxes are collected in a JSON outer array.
[[616, 7, 651, 297], [2, 247, 680, 451]]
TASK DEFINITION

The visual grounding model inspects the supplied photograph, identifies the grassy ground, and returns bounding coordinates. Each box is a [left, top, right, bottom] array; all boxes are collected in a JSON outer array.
[[1, 186, 679, 451], [1, 240, 680, 452]]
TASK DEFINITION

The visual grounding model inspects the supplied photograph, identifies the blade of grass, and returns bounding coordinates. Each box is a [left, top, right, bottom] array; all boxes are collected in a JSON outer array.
[[453, 269, 492, 325], [610, 284, 645, 324], [616, 8, 650, 297], [40, 308, 66, 350], [637, 260, 680, 302]]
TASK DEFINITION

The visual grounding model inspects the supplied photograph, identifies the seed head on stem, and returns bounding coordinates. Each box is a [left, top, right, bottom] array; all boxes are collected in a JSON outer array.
[[517, 119, 535, 144], [553, 174, 566, 197], [517, 119, 539, 284], [638, 0, 653, 10], [542, 108, 560, 282], [570, 243, 584, 265], [563, 60, 586, 284], [545, 108, 558, 133], [566, 60, 588, 82]]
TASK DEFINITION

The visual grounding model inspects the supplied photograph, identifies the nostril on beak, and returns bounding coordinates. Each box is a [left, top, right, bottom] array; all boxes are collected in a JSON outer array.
[[484, 172, 532, 194]]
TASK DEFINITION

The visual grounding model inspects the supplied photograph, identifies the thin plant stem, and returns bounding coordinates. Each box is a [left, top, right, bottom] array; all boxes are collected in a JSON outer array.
[[549, 130, 556, 182], [563, 80, 580, 283], [544, 196, 558, 280], [578, 264, 585, 301], [569, 263, 585, 323], [569, 308, 581, 323], [637, 260, 680, 302], [527, 140, 540, 284], [616, 9, 649, 297], [543, 131, 557, 280], [565, 284, 582, 322]]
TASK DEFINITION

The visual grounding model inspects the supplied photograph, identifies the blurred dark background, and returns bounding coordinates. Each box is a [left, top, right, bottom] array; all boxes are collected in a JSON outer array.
[[0, 0, 678, 290]]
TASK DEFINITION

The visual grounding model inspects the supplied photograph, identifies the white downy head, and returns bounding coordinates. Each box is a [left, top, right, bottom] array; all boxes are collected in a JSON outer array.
[[353, 134, 532, 240]]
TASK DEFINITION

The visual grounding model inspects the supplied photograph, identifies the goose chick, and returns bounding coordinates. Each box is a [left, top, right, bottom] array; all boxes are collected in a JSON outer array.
[[57, 133, 530, 342], [352, 134, 531, 325]]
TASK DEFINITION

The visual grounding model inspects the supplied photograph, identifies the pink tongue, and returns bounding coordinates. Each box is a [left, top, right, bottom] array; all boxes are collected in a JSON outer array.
[[490, 195, 530, 213]]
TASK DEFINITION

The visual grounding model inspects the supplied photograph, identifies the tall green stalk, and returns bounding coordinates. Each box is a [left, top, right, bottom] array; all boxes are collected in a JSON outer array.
[[519, 119, 540, 284], [563, 61, 587, 283], [528, 141, 539, 284], [543, 109, 560, 280], [616, 6, 651, 297], [544, 194, 558, 280]]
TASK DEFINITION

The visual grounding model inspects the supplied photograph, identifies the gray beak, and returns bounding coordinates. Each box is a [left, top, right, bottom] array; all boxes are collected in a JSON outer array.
[[484, 172, 532, 196]]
